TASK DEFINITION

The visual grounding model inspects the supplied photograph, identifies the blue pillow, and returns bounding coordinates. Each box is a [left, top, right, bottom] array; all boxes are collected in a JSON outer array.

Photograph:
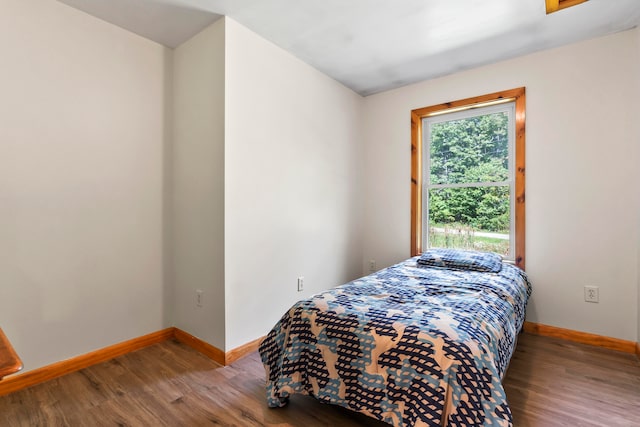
[[417, 248, 503, 273]]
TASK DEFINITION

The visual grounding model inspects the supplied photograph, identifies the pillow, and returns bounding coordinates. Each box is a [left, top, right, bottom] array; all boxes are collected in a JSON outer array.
[[417, 248, 503, 273]]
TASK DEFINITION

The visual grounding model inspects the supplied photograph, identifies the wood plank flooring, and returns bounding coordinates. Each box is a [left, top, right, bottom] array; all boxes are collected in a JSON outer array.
[[503, 334, 640, 426], [0, 333, 638, 426]]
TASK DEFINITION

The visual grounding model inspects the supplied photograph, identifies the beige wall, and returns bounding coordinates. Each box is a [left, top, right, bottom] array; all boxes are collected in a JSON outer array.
[[362, 29, 640, 341], [636, 28, 640, 346], [3, 1, 637, 372], [170, 19, 226, 349], [0, 0, 169, 369], [169, 17, 364, 351], [224, 18, 364, 349]]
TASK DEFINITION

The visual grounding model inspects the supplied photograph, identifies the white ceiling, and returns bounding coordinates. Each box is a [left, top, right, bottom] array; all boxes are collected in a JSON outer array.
[[57, 0, 640, 96]]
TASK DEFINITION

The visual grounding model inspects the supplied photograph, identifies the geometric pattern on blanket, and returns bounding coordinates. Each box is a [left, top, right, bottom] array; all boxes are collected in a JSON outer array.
[[260, 257, 531, 427]]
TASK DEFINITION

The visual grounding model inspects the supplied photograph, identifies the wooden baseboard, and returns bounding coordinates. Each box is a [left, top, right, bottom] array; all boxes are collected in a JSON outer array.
[[225, 336, 264, 365], [0, 328, 174, 397], [172, 328, 226, 366], [1, 320, 633, 398], [172, 329, 263, 366], [523, 322, 636, 354], [636, 342, 640, 358], [0, 326, 263, 397]]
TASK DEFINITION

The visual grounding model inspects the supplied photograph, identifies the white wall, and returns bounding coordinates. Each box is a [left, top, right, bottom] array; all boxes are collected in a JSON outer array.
[[0, 0, 168, 369], [363, 29, 640, 342], [224, 18, 364, 349], [636, 28, 640, 346], [171, 19, 226, 350], [4, 1, 635, 372]]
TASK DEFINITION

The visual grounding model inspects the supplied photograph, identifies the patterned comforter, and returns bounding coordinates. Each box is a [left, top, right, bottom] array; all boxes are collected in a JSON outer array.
[[259, 256, 531, 426]]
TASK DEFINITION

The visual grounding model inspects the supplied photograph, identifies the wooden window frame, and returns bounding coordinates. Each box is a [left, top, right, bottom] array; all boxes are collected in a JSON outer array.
[[411, 87, 526, 270]]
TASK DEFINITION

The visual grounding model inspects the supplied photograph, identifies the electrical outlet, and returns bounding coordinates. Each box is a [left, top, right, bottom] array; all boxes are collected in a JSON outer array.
[[297, 277, 304, 292], [584, 286, 599, 303], [196, 289, 203, 307], [369, 260, 376, 272]]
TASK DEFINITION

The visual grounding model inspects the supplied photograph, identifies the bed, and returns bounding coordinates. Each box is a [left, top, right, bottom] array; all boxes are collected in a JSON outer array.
[[259, 249, 531, 426]]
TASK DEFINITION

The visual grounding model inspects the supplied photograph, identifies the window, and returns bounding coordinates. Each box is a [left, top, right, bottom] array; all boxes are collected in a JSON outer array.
[[411, 88, 526, 269]]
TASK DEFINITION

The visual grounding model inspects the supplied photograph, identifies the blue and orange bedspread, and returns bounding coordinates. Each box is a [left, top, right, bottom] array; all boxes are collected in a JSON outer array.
[[259, 255, 531, 426]]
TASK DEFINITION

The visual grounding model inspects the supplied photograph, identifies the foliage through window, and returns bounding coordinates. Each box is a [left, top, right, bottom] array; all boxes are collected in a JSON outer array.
[[411, 88, 526, 269]]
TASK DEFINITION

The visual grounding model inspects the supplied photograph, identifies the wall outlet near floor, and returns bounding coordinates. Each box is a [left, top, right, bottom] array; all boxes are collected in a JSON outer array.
[[196, 289, 204, 307], [584, 286, 599, 303], [297, 277, 304, 292], [369, 260, 376, 272]]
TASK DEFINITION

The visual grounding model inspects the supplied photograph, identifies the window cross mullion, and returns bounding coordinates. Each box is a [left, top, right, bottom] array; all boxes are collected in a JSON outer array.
[[428, 181, 510, 190]]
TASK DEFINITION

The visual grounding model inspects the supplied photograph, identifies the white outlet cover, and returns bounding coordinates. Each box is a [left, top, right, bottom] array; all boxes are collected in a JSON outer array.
[[584, 286, 599, 303]]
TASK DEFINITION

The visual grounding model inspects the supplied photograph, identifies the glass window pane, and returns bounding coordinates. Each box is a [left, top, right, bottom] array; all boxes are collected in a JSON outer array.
[[428, 112, 509, 185], [426, 186, 510, 256]]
